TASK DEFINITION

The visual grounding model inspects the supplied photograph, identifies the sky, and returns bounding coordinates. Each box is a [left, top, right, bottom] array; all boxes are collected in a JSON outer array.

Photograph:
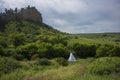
[[0, 0, 120, 33]]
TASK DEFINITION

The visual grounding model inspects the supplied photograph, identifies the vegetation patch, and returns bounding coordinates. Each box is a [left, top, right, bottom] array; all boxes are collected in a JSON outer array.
[[87, 57, 120, 75], [0, 57, 21, 76], [55, 57, 68, 66], [34, 58, 51, 66]]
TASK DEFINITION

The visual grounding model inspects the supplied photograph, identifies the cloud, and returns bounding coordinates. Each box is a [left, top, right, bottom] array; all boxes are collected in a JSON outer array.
[[33, 0, 88, 14], [75, 20, 120, 33], [0, 0, 120, 33]]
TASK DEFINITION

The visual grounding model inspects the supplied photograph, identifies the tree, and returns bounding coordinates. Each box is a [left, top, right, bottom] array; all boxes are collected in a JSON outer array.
[[96, 44, 113, 57], [71, 43, 96, 58], [53, 44, 69, 58], [5, 21, 18, 34], [16, 43, 38, 60], [10, 32, 26, 47], [109, 46, 120, 57], [48, 35, 68, 45], [5, 8, 8, 13], [37, 42, 53, 58], [14, 8, 18, 13], [27, 5, 30, 9]]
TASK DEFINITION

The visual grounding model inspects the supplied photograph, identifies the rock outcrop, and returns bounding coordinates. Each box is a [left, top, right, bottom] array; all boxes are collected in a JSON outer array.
[[18, 6, 42, 23], [0, 5, 43, 31]]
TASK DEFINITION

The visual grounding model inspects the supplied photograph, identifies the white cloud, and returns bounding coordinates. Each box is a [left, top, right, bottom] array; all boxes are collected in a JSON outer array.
[[33, 0, 88, 14], [0, 0, 120, 33], [74, 19, 120, 33], [53, 18, 67, 26], [0, 0, 35, 9], [0, 0, 88, 13]]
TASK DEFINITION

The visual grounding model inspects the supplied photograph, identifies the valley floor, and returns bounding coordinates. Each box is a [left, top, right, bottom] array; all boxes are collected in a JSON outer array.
[[0, 58, 120, 80]]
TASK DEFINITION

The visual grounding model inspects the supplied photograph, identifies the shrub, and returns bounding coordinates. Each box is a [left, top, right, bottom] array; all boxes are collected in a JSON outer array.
[[87, 57, 120, 75], [53, 44, 69, 59], [4, 48, 16, 57], [0, 46, 4, 56], [96, 45, 113, 57], [16, 43, 38, 60], [38, 43, 69, 59], [10, 32, 26, 47], [0, 37, 7, 48], [96, 45, 120, 57], [48, 35, 68, 46], [37, 42, 53, 59], [35, 58, 51, 66], [0, 57, 21, 76], [13, 53, 24, 60], [109, 46, 120, 57], [55, 57, 68, 66], [0, 69, 26, 80], [71, 43, 96, 58]]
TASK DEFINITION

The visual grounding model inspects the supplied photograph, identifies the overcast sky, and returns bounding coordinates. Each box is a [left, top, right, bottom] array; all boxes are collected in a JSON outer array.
[[0, 0, 120, 33]]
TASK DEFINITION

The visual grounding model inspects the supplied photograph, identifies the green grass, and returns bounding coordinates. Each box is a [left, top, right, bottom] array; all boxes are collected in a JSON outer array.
[[65, 74, 115, 80], [1, 58, 119, 80], [68, 33, 120, 47], [68, 37, 120, 48]]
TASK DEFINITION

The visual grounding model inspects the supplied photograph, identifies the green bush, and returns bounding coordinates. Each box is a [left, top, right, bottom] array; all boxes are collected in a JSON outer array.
[[96, 45, 113, 57], [10, 32, 26, 47], [16, 43, 38, 60], [48, 35, 68, 46], [0, 36, 7, 48], [55, 57, 68, 66], [0, 69, 26, 80], [13, 53, 24, 60], [4, 48, 16, 57], [37, 42, 53, 59], [0, 57, 21, 76], [37, 43, 69, 59], [96, 45, 120, 57], [35, 58, 51, 66], [109, 46, 120, 57], [71, 43, 96, 58], [53, 44, 69, 59], [87, 57, 120, 75], [0, 46, 4, 56]]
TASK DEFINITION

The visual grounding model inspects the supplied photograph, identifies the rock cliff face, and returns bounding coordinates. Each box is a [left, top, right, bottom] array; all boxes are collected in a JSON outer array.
[[18, 6, 42, 23], [0, 6, 43, 31]]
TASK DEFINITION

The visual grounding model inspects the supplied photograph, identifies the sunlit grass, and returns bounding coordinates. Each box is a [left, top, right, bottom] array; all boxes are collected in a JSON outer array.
[[69, 38, 119, 46], [0, 58, 120, 80]]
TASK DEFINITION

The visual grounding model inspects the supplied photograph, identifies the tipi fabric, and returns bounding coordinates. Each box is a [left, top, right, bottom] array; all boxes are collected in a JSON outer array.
[[68, 53, 76, 62]]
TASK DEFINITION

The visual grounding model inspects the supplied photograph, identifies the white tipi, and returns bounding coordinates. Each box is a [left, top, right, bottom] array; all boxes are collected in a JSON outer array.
[[68, 53, 76, 62]]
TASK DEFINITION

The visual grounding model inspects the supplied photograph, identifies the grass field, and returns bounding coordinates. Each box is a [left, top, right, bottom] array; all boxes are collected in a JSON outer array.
[[68, 33, 120, 46], [0, 57, 120, 80]]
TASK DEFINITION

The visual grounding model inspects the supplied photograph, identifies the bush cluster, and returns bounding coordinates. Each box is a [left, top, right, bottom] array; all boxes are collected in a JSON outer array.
[[96, 45, 120, 57], [69, 43, 120, 58], [34, 58, 51, 66], [0, 57, 21, 76], [55, 57, 68, 66], [87, 57, 120, 75], [70, 43, 96, 58], [16, 42, 69, 60]]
